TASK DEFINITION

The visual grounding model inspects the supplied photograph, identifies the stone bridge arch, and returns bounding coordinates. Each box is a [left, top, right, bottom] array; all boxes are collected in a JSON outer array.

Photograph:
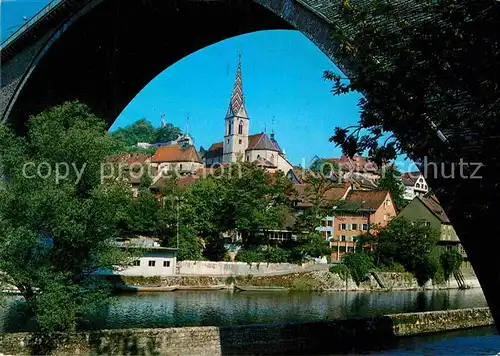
[[2, 0, 500, 331], [0, 0, 355, 130]]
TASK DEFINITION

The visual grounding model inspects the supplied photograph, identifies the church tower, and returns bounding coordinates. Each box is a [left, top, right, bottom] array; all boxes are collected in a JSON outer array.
[[223, 54, 249, 163]]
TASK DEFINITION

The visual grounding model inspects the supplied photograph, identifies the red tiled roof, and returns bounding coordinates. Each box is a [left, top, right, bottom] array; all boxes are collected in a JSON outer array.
[[401, 171, 421, 186], [320, 155, 379, 173], [419, 193, 450, 223], [151, 145, 202, 163], [204, 142, 223, 159], [344, 190, 391, 210], [293, 183, 348, 208], [209, 142, 223, 151], [247, 133, 280, 152]]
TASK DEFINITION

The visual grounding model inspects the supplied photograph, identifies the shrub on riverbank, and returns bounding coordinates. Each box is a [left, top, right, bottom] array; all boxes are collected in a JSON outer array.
[[342, 253, 375, 286], [329, 264, 350, 281]]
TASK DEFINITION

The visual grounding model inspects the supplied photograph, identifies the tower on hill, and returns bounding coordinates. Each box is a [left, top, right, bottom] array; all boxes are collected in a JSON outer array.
[[223, 54, 249, 163], [203, 55, 293, 174]]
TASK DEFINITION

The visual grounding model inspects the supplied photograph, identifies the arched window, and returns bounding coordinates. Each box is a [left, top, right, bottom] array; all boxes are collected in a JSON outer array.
[[238, 121, 243, 135], [416, 183, 421, 188], [180, 164, 183, 171], [257, 155, 261, 158], [270, 154, 274, 162], [228, 122, 232, 135]]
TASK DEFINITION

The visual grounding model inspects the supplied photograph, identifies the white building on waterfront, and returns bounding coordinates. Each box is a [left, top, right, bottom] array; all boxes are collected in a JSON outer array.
[[96, 238, 178, 276]]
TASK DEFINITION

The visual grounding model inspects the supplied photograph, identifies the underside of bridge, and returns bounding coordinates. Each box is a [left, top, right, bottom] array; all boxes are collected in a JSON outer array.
[[1, 0, 500, 334], [4, 0, 292, 133]]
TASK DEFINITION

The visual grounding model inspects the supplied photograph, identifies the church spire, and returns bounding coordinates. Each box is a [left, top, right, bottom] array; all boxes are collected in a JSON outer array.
[[226, 53, 248, 119]]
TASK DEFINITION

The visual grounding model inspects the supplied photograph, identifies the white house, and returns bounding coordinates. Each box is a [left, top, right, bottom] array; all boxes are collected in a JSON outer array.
[[96, 238, 178, 277], [401, 171, 429, 201]]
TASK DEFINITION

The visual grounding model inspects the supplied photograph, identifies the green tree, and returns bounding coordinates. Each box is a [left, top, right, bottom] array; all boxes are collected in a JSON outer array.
[[124, 187, 160, 236], [155, 123, 182, 143], [155, 164, 294, 261], [309, 158, 339, 176], [111, 118, 156, 146], [440, 249, 463, 281], [0, 102, 133, 344], [342, 252, 375, 286], [295, 170, 341, 232], [326, 1, 500, 164], [294, 231, 332, 260], [376, 217, 439, 286], [377, 165, 406, 210]]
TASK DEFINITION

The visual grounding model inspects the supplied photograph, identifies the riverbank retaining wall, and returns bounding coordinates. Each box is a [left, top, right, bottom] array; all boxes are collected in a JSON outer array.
[[118, 270, 480, 292], [0, 308, 493, 355], [176, 260, 313, 276], [173, 262, 480, 290]]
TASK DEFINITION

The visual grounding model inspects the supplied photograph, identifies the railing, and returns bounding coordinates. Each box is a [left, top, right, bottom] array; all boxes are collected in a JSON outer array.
[[0, 0, 64, 50]]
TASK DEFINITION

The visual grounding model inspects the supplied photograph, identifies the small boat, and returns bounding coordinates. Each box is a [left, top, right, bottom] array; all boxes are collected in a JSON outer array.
[[117, 284, 178, 292], [234, 285, 289, 292], [174, 285, 226, 291]]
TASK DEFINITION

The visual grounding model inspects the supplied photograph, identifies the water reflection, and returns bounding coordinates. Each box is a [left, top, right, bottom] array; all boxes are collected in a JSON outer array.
[[0, 288, 488, 332]]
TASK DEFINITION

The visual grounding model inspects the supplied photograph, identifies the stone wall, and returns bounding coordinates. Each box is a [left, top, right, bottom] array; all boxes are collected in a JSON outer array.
[[116, 269, 481, 291], [176, 260, 314, 276], [0, 308, 493, 355]]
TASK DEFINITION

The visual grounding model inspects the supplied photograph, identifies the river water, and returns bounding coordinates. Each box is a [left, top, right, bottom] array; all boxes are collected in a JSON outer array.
[[371, 327, 500, 355], [0, 288, 489, 332]]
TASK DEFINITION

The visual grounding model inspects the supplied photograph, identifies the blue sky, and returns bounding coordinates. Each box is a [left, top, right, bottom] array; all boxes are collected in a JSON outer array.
[[1, 0, 416, 170]]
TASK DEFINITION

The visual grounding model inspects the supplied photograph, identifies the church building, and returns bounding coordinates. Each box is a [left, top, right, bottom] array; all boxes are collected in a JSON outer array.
[[203, 55, 293, 173]]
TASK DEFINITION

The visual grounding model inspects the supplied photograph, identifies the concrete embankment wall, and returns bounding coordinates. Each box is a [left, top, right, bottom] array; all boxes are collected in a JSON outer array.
[[0, 308, 493, 355], [121, 270, 481, 292], [176, 260, 312, 276], [173, 261, 480, 290]]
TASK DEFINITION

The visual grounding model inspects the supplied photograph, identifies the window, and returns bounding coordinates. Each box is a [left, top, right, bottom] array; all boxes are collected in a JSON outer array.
[[238, 121, 243, 135], [341, 223, 346, 230], [270, 154, 274, 161], [424, 184, 427, 190], [148, 260, 156, 267], [179, 164, 183, 171], [416, 183, 421, 188], [257, 155, 260, 158], [351, 223, 358, 230], [133, 260, 140, 266], [341, 235, 346, 242], [362, 224, 369, 231], [239, 139, 242, 144], [327, 220, 333, 227], [425, 221, 431, 227], [228, 122, 232, 135], [327, 231, 332, 237], [246, 155, 249, 161], [227, 139, 229, 144], [163, 261, 170, 267]]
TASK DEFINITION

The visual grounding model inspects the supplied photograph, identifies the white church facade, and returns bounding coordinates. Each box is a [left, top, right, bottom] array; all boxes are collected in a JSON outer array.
[[203, 55, 293, 173]]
